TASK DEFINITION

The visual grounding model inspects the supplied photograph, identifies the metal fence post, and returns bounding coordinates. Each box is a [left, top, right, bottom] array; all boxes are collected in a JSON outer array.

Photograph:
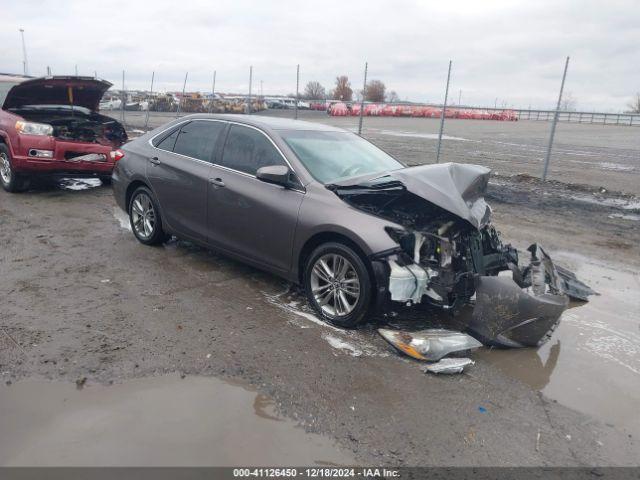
[[208, 70, 217, 114], [144, 71, 155, 132], [176, 72, 188, 118], [357, 62, 368, 135], [294, 64, 300, 120], [121, 70, 125, 125], [436, 60, 452, 163], [542, 56, 569, 181], [247, 66, 253, 115]]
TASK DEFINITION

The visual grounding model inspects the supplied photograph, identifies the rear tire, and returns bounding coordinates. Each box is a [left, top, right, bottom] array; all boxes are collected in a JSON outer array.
[[0, 144, 29, 193], [303, 242, 372, 328], [128, 186, 168, 245]]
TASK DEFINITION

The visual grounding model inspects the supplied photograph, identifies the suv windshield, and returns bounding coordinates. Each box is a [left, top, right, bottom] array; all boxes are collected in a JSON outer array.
[[281, 130, 403, 183]]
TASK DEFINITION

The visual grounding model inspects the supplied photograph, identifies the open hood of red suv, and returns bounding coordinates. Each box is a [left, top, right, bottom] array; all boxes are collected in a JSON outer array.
[[2, 76, 113, 112]]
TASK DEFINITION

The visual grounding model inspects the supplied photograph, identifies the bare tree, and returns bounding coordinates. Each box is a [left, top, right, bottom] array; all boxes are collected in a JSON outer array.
[[387, 90, 400, 103], [364, 79, 386, 102], [333, 75, 353, 101], [628, 93, 640, 113], [560, 91, 577, 111], [303, 81, 326, 100]]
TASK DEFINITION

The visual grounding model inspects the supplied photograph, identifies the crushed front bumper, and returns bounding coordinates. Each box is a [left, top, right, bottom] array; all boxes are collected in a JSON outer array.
[[373, 244, 595, 349]]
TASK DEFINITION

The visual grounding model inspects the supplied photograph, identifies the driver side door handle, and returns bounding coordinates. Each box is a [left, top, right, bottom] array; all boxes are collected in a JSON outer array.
[[209, 177, 225, 187], [149, 156, 161, 166]]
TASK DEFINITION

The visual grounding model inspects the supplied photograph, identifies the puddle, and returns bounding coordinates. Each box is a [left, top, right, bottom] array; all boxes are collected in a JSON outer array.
[[477, 255, 640, 437], [0, 374, 354, 466], [57, 178, 102, 191]]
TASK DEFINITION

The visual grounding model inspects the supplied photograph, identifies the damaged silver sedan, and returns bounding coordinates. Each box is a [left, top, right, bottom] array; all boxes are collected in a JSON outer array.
[[112, 115, 594, 348]]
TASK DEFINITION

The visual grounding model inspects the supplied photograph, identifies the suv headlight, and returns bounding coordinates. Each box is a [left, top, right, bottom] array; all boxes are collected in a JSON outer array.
[[15, 121, 54, 136]]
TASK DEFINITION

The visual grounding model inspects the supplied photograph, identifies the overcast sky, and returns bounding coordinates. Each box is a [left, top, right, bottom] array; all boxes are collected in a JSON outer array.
[[1, 0, 638, 111]]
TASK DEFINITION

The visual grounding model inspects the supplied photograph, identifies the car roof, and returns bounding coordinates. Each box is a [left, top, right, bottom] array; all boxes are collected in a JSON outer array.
[[182, 114, 347, 133]]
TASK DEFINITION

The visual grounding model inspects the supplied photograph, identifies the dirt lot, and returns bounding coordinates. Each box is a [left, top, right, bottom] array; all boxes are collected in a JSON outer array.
[[1, 112, 639, 466]]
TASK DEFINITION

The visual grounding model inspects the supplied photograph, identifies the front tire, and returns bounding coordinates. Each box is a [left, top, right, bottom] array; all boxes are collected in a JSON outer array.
[[128, 186, 168, 245], [0, 144, 29, 193], [304, 242, 372, 328]]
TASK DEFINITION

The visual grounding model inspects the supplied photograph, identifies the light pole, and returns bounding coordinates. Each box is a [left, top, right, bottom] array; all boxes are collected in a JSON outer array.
[[19, 28, 29, 76]]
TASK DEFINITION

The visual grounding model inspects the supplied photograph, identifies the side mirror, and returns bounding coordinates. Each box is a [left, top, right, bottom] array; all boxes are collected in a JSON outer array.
[[256, 165, 293, 188]]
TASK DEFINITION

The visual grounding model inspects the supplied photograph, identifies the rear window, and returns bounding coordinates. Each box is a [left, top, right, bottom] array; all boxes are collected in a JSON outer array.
[[172, 120, 226, 163], [154, 128, 179, 152]]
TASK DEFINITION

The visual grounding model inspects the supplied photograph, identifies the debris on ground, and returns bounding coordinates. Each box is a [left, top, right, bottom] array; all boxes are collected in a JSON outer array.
[[422, 358, 475, 374], [378, 328, 482, 361]]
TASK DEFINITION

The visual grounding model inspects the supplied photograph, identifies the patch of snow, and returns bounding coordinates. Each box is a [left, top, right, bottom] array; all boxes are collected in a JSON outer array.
[[608, 213, 640, 221], [113, 207, 132, 231], [378, 130, 470, 141], [58, 178, 102, 191], [323, 334, 363, 356], [598, 162, 635, 172]]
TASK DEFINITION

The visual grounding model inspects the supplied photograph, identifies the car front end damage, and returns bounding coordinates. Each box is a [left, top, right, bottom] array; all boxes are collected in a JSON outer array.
[[328, 163, 595, 348], [2, 76, 127, 178]]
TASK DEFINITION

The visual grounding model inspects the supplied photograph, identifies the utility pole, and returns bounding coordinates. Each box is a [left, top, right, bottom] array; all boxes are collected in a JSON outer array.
[[294, 64, 300, 120], [357, 61, 368, 135], [144, 71, 155, 132], [19, 29, 28, 76], [208, 70, 217, 114], [542, 56, 570, 182], [436, 60, 452, 163], [247, 66, 253, 115], [176, 72, 188, 118], [121, 70, 125, 124]]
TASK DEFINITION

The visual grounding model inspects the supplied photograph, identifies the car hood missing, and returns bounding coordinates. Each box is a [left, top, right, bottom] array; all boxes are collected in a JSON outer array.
[[2, 76, 113, 112], [327, 163, 492, 229]]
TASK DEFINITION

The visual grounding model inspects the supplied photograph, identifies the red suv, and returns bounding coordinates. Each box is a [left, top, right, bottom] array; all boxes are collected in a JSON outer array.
[[0, 76, 127, 192]]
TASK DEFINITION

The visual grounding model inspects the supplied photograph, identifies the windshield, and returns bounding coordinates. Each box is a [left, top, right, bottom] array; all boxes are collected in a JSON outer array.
[[281, 130, 403, 183]]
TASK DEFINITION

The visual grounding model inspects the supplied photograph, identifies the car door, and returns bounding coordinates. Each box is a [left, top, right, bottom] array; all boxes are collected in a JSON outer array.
[[147, 120, 226, 242], [207, 123, 304, 273]]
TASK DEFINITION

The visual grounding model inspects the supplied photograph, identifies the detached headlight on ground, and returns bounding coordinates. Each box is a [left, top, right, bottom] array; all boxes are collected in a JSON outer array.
[[15, 120, 54, 136], [378, 328, 482, 361]]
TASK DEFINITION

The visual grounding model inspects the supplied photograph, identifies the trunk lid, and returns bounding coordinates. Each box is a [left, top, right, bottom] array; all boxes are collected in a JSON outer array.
[[2, 76, 113, 112]]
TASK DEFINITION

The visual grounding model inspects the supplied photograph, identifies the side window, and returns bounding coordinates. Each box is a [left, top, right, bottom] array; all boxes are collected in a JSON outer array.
[[172, 121, 226, 162], [221, 125, 285, 175], [154, 128, 179, 151]]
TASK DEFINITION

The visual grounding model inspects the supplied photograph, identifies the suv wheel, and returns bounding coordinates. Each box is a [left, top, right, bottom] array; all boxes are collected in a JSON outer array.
[[128, 186, 168, 245], [304, 242, 372, 328], [0, 144, 29, 193]]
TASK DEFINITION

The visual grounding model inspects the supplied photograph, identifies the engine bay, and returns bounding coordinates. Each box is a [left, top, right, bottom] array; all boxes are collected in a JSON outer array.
[[11, 107, 127, 147]]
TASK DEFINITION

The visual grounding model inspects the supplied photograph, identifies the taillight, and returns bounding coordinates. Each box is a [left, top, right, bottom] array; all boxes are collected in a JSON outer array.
[[110, 149, 125, 162]]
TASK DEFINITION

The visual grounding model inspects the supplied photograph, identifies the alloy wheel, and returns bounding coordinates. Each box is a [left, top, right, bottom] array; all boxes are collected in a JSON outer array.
[[0, 152, 11, 185], [310, 253, 361, 317], [131, 192, 156, 239]]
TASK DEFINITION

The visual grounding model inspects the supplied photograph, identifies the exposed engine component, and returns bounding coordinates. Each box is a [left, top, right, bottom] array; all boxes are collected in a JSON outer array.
[[328, 163, 596, 348], [9, 107, 127, 147]]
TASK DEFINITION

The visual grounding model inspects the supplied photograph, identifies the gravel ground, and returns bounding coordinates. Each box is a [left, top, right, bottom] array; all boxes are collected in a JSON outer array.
[[1, 111, 639, 466]]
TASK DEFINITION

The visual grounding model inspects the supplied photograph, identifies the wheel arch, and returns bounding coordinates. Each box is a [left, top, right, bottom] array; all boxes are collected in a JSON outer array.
[[297, 231, 374, 286], [125, 179, 150, 212]]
